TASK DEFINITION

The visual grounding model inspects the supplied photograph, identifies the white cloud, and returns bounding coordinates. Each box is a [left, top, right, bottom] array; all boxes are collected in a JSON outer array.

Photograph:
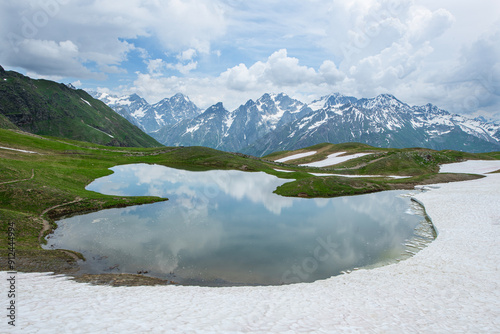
[[146, 59, 165, 76], [319, 60, 345, 85], [0, 0, 226, 78], [264, 49, 318, 86], [220, 63, 260, 92], [440, 29, 500, 115], [2, 38, 104, 79], [148, 0, 226, 54], [407, 7, 455, 44], [177, 49, 197, 61], [167, 61, 198, 75], [1, 0, 499, 120], [131, 49, 345, 109], [220, 49, 343, 92]]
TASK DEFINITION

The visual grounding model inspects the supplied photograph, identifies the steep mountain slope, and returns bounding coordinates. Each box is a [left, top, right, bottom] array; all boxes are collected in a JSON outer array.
[[0, 66, 161, 147], [89, 80, 500, 155], [91, 92, 201, 133], [154, 102, 231, 149], [152, 93, 311, 151], [243, 94, 500, 156]]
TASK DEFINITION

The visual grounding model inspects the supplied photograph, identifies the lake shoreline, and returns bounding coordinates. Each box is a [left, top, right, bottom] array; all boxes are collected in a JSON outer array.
[[7, 160, 500, 332], [5, 168, 483, 286]]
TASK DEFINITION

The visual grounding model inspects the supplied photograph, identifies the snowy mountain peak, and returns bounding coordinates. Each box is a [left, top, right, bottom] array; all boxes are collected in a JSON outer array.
[[91, 91, 201, 133], [308, 93, 358, 111], [129, 93, 142, 100], [358, 94, 407, 111], [205, 102, 226, 114], [244, 99, 256, 108], [94, 90, 500, 155], [173, 92, 186, 99], [170, 93, 193, 104], [377, 93, 397, 101]]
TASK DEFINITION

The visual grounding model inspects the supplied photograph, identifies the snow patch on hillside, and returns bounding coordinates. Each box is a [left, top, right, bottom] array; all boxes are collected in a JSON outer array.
[[300, 152, 373, 167], [0, 146, 38, 154], [275, 151, 317, 163], [80, 98, 91, 106]]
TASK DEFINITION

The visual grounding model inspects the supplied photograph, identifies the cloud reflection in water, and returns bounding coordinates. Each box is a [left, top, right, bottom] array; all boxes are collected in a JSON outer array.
[[45, 164, 425, 285]]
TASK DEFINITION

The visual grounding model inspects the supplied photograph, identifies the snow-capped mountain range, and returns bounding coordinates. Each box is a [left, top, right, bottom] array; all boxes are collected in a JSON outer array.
[[90, 92, 201, 133], [153, 93, 313, 153], [244, 93, 500, 156], [91, 91, 500, 156]]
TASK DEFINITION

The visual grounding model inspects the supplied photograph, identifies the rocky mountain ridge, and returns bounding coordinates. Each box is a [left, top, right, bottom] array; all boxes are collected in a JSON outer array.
[[92, 89, 500, 155]]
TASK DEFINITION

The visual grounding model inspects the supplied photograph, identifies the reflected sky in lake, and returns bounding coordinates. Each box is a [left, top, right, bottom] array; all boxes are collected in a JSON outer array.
[[45, 164, 426, 286]]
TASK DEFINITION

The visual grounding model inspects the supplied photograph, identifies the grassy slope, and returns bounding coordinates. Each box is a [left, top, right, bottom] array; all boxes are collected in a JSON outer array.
[[267, 142, 497, 197], [1, 133, 497, 274], [0, 69, 161, 148]]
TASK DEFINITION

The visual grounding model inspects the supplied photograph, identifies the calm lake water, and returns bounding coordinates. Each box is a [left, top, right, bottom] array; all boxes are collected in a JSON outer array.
[[44, 164, 433, 286]]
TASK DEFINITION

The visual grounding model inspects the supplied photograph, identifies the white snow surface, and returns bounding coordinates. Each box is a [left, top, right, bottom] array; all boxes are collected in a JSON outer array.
[[84, 124, 114, 138], [97, 93, 132, 106], [0, 146, 38, 154], [307, 99, 327, 111], [185, 123, 201, 134], [309, 173, 410, 179], [274, 168, 294, 173], [300, 152, 373, 167], [439, 159, 500, 174], [80, 98, 91, 106], [274, 151, 317, 163], [131, 107, 146, 119], [4, 160, 500, 333]]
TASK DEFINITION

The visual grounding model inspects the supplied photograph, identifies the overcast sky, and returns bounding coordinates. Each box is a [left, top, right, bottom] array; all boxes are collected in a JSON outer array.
[[1, 0, 499, 119]]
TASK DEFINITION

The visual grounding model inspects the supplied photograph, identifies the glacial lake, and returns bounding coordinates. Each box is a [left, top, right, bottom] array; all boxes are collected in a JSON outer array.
[[44, 164, 434, 286]]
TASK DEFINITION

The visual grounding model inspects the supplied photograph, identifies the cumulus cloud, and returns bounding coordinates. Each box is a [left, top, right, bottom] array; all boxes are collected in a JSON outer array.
[[0, 0, 226, 78], [442, 29, 500, 115], [220, 49, 343, 92], [407, 7, 455, 44], [1, 0, 499, 119], [131, 49, 345, 110], [148, 0, 226, 54], [264, 49, 318, 86], [146, 59, 165, 77], [2, 38, 103, 79], [177, 49, 197, 62], [167, 61, 198, 75], [319, 60, 345, 85]]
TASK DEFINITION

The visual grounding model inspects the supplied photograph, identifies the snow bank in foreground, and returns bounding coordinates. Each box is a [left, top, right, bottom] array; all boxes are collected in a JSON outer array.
[[3, 160, 500, 333], [300, 152, 372, 167], [274, 151, 317, 163]]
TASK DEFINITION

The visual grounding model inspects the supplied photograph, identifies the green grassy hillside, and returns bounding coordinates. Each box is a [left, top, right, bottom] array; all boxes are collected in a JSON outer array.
[[0, 67, 161, 148], [266, 142, 498, 197]]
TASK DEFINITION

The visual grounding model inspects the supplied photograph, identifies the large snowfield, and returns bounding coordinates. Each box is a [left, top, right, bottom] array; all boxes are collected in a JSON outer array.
[[3, 160, 500, 333]]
